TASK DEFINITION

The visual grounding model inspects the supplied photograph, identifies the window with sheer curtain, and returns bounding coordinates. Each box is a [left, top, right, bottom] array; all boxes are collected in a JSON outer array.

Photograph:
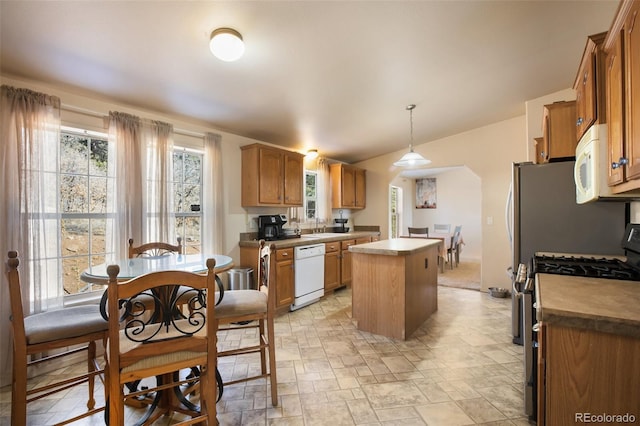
[[0, 85, 224, 387]]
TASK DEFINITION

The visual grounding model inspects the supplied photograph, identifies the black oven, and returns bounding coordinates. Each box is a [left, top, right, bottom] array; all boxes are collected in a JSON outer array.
[[520, 223, 640, 421]]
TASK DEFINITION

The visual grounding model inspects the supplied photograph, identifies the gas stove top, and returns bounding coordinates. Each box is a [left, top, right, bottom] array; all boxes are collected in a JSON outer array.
[[530, 224, 640, 281], [532, 254, 640, 281]]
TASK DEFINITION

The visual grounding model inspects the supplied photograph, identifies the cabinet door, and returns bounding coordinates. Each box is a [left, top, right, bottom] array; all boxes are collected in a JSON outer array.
[[324, 250, 341, 291], [340, 239, 355, 286], [354, 168, 366, 208], [342, 166, 356, 207], [258, 148, 283, 204], [625, 2, 640, 180], [606, 30, 625, 186], [283, 153, 303, 205], [275, 248, 294, 308], [575, 45, 596, 141], [543, 101, 577, 161]]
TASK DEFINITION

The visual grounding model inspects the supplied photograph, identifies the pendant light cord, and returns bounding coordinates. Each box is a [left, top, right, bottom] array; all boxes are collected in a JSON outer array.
[[407, 104, 416, 152]]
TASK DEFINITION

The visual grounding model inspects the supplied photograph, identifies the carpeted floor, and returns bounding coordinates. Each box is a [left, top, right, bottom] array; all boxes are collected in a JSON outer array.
[[438, 260, 481, 291]]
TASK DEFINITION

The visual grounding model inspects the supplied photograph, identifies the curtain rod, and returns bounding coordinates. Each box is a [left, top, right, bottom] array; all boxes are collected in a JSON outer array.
[[61, 103, 208, 138]]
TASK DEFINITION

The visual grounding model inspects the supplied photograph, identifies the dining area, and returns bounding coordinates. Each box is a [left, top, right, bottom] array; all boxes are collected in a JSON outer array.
[[404, 224, 464, 272], [3, 238, 279, 425]]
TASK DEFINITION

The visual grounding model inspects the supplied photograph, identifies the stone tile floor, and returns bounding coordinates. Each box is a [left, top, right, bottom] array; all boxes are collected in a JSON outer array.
[[0, 286, 533, 425]]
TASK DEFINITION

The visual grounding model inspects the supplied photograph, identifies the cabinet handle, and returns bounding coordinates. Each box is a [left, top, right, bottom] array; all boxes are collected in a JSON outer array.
[[582, 71, 588, 85], [612, 157, 629, 169], [576, 117, 583, 126], [281, 252, 288, 257], [629, 10, 637, 34]]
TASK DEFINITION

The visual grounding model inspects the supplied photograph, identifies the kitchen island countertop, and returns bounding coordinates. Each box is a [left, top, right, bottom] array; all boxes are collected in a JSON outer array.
[[536, 273, 640, 338], [348, 238, 441, 256]]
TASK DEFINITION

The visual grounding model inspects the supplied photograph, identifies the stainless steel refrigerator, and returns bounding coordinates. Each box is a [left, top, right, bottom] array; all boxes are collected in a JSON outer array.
[[507, 160, 628, 419], [507, 160, 628, 341]]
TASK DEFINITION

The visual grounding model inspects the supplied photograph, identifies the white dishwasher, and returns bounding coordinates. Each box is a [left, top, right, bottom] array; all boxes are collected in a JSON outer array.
[[291, 243, 326, 311]]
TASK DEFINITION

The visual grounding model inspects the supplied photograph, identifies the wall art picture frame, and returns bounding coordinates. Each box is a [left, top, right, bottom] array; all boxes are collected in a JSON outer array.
[[416, 177, 437, 209]]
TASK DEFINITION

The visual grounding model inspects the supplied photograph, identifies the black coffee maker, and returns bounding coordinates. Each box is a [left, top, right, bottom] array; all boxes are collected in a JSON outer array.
[[257, 214, 287, 240]]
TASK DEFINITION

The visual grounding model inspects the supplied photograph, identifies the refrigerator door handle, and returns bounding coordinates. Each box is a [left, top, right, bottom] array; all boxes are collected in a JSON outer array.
[[505, 181, 513, 247]]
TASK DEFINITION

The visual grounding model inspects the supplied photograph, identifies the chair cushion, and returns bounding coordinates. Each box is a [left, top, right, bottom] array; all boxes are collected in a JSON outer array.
[[215, 290, 267, 319], [24, 304, 108, 345], [107, 318, 207, 374]]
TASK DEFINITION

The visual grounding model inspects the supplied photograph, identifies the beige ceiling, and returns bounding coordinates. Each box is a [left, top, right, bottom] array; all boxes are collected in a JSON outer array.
[[0, 1, 619, 163]]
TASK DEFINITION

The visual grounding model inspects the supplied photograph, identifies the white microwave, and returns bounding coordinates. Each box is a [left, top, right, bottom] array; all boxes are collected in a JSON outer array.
[[574, 124, 640, 203]]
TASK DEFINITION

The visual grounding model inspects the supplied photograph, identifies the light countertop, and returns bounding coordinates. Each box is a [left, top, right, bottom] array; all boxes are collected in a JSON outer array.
[[348, 238, 441, 256], [238, 231, 379, 249], [536, 273, 640, 338]]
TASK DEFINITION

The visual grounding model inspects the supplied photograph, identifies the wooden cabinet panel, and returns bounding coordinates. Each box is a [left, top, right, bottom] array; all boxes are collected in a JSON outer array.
[[540, 324, 640, 425], [340, 239, 356, 286], [541, 101, 577, 163], [606, 29, 625, 186], [283, 154, 303, 205], [241, 143, 304, 207], [324, 245, 340, 292], [625, 1, 640, 180], [574, 33, 606, 142], [258, 148, 283, 204], [330, 164, 366, 209], [275, 248, 294, 308]]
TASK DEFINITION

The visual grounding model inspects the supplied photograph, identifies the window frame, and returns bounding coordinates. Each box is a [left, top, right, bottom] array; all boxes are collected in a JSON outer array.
[[61, 127, 205, 303], [304, 170, 318, 221]]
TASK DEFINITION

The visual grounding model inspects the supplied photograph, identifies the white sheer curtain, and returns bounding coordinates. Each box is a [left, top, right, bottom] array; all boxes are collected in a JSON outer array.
[[108, 112, 144, 259], [108, 113, 175, 258], [316, 157, 332, 222], [202, 133, 224, 254], [0, 85, 62, 386], [144, 120, 174, 244]]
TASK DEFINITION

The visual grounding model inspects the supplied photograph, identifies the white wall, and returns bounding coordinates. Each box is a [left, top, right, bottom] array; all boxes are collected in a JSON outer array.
[[410, 167, 482, 261]]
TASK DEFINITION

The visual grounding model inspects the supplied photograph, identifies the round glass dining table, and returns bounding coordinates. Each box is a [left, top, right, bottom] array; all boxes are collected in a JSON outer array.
[[80, 253, 234, 285]]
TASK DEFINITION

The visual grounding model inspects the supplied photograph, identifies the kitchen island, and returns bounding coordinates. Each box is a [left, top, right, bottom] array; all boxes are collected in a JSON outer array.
[[349, 238, 441, 340]]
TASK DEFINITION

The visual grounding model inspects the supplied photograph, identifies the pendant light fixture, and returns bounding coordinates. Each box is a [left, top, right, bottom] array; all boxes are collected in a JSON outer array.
[[393, 104, 431, 168]]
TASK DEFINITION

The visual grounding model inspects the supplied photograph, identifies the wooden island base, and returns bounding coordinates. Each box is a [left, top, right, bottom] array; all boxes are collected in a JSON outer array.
[[350, 238, 440, 340]]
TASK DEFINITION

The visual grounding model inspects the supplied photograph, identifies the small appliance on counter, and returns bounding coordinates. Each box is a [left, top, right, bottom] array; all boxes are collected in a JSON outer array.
[[257, 214, 300, 241], [334, 210, 349, 233]]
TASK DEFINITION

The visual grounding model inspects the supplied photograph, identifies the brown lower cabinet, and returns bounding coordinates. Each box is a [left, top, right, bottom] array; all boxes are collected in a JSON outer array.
[[324, 241, 341, 292], [537, 322, 640, 424], [240, 234, 379, 312]]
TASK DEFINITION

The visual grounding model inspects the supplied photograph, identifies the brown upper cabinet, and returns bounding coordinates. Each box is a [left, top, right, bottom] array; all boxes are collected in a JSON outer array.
[[540, 101, 577, 163], [241, 143, 304, 207], [605, 0, 640, 190], [330, 163, 366, 209], [574, 32, 607, 142]]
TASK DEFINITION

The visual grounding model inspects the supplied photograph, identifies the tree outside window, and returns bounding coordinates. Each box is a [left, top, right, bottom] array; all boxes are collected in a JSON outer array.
[[305, 171, 317, 220]]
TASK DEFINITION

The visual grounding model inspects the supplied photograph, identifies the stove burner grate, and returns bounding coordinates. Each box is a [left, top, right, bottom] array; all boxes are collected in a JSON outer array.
[[533, 255, 640, 281]]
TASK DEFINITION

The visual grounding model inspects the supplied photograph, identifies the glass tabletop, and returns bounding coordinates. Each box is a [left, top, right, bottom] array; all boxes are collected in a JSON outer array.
[[81, 253, 234, 284]]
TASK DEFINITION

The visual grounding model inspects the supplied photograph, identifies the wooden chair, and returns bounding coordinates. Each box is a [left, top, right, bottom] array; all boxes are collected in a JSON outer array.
[[215, 240, 278, 406], [104, 258, 218, 425], [128, 237, 183, 258], [408, 227, 429, 237], [433, 224, 451, 233], [447, 231, 462, 269], [5, 251, 108, 426]]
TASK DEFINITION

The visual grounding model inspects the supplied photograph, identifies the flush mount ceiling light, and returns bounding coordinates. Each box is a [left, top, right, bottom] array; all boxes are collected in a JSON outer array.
[[393, 104, 431, 168], [209, 28, 245, 62], [306, 149, 319, 159]]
